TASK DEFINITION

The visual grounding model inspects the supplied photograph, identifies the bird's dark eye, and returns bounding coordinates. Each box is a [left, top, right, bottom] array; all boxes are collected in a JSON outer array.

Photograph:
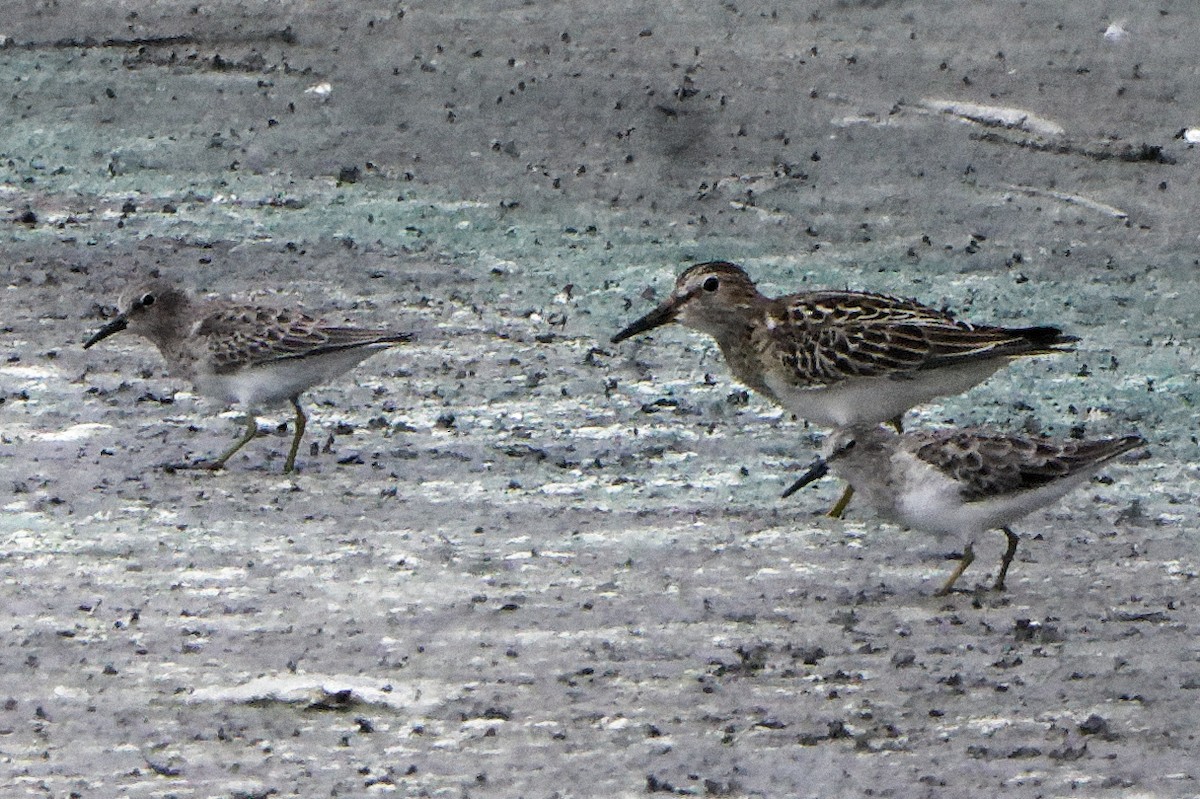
[[702, 276, 720, 292], [140, 293, 156, 307]]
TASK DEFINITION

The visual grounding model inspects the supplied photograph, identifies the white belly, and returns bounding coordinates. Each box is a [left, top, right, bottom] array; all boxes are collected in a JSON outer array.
[[192, 347, 387, 409], [891, 464, 1094, 538], [764, 361, 1004, 427]]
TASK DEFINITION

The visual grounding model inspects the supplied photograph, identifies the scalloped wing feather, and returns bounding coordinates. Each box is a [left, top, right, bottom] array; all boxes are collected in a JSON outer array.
[[196, 305, 407, 373], [760, 291, 1068, 385], [912, 431, 1143, 501]]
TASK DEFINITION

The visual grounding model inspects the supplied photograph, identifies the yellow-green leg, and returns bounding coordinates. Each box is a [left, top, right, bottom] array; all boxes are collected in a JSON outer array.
[[993, 527, 1020, 591], [282, 396, 306, 474], [826, 485, 855, 518], [202, 413, 260, 471], [935, 542, 975, 596]]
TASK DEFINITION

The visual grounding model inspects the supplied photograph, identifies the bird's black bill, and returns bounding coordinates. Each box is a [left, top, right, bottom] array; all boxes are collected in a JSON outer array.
[[83, 315, 129, 349], [611, 300, 679, 344], [781, 458, 829, 499]]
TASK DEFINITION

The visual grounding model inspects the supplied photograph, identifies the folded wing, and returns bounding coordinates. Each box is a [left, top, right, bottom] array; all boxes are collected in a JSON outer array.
[[197, 305, 411, 372], [758, 290, 1076, 385]]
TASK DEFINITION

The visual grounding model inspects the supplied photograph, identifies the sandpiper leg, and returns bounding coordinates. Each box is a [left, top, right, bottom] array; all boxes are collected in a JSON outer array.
[[935, 542, 975, 596], [826, 485, 855, 518], [196, 413, 259, 471], [993, 527, 1020, 591], [283, 396, 307, 474]]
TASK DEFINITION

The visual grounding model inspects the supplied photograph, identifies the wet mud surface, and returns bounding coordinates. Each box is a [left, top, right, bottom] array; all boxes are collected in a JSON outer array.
[[2, 2, 1198, 797]]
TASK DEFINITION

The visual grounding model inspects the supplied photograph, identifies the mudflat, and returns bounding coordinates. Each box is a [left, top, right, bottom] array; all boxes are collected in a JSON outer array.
[[1, 3, 1194, 796]]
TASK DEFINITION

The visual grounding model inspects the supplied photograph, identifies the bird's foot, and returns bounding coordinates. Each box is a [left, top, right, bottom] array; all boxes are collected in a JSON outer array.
[[163, 459, 226, 473]]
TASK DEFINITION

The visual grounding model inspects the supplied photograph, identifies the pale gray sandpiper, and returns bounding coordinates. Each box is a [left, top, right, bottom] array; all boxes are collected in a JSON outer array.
[[84, 279, 412, 473], [610, 261, 1078, 515], [787, 425, 1146, 595]]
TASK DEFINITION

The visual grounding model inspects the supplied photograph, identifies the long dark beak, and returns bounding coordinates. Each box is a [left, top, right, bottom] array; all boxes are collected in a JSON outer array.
[[611, 296, 684, 343], [781, 458, 829, 499], [83, 314, 129, 349]]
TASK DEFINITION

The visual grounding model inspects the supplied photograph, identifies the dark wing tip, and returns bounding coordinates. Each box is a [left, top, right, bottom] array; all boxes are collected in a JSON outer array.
[[1116, 433, 1148, 453], [1015, 326, 1079, 349], [330, 328, 413, 346], [1067, 433, 1148, 474]]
